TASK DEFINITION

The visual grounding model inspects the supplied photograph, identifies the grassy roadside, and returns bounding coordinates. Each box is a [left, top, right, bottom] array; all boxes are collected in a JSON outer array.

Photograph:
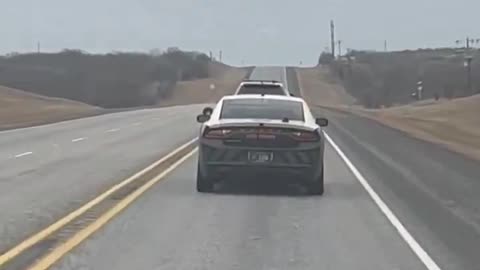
[[296, 67, 356, 107], [156, 66, 250, 107], [0, 65, 249, 131], [296, 66, 480, 161], [0, 85, 101, 130], [361, 96, 480, 161]]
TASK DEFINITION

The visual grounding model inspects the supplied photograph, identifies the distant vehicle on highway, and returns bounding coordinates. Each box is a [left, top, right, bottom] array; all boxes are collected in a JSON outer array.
[[234, 80, 291, 96], [195, 94, 328, 195]]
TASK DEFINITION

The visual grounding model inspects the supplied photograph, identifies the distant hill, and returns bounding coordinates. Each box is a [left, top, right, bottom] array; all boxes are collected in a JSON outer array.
[[157, 66, 251, 107], [0, 84, 98, 130], [0, 49, 214, 109]]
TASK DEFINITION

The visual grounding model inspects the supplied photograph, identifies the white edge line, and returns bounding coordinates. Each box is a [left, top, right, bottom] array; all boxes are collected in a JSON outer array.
[[323, 131, 442, 270], [106, 128, 120, 133], [15, 152, 33, 158], [287, 67, 439, 269], [71, 137, 86, 142]]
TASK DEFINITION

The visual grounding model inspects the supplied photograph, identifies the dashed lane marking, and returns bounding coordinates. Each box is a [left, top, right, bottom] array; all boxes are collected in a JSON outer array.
[[15, 152, 33, 158]]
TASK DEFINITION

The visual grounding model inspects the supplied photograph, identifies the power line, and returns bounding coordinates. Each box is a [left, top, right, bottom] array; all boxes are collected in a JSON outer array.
[[455, 36, 480, 49]]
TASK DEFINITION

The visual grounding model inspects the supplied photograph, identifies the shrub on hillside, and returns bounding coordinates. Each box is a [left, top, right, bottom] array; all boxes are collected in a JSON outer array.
[[0, 49, 211, 108], [318, 52, 334, 65], [328, 49, 480, 107]]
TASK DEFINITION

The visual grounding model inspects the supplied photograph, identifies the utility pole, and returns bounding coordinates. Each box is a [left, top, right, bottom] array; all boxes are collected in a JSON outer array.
[[330, 20, 335, 57], [417, 79, 423, 100], [464, 36, 480, 49], [455, 37, 480, 49], [219, 50, 223, 62], [465, 56, 473, 94], [337, 40, 342, 58], [384, 40, 388, 52], [37, 42, 40, 53], [412, 79, 423, 101], [455, 36, 479, 94], [455, 36, 480, 50]]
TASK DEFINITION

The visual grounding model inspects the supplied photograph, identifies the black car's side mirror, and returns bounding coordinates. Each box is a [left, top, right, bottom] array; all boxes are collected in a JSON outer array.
[[197, 114, 210, 123], [290, 93, 295, 97], [315, 118, 328, 127], [202, 107, 213, 116]]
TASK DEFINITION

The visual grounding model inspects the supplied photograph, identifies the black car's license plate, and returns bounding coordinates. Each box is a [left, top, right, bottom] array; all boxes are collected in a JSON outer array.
[[248, 151, 273, 163]]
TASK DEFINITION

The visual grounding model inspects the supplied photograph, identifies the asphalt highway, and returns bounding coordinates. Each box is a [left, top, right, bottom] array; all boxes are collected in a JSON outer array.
[[48, 67, 444, 270], [3, 66, 480, 270], [0, 104, 206, 253], [50, 145, 426, 270]]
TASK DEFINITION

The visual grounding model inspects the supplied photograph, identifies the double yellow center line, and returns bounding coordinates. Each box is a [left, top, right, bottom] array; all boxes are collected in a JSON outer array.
[[0, 139, 198, 270]]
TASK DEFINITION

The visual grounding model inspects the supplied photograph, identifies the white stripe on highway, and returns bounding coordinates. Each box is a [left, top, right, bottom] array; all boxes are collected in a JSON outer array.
[[71, 137, 87, 142], [106, 128, 120, 133], [324, 131, 442, 270], [15, 152, 33, 158], [133, 122, 142, 126]]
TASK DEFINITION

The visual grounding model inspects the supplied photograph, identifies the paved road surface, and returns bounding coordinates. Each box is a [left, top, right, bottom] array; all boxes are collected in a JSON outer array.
[[0, 104, 206, 252], [51, 147, 426, 270], [249, 66, 288, 88], [5, 66, 480, 270], [48, 67, 443, 270]]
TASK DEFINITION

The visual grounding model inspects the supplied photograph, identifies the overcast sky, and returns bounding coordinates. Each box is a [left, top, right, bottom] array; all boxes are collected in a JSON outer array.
[[1, 0, 478, 66]]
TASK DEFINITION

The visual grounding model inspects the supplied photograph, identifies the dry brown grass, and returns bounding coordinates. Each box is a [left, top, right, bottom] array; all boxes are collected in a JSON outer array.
[[296, 66, 356, 107], [365, 95, 480, 160], [157, 66, 247, 107], [0, 85, 99, 130], [0, 63, 244, 130]]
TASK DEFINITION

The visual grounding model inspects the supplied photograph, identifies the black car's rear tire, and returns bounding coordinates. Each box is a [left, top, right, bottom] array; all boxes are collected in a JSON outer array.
[[307, 168, 324, 195], [196, 163, 214, 193]]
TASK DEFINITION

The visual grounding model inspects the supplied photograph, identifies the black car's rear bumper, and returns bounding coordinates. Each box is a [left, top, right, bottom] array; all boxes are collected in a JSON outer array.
[[198, 139, 324, 182]]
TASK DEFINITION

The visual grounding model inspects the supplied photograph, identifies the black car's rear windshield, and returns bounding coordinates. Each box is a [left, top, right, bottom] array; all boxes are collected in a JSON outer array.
[[237, 84, 285, 95], [220, 98, 304, 121]]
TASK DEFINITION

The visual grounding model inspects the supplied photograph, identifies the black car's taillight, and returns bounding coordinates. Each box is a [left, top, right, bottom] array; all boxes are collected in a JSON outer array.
[[203, 128, 233, 139], [203, 127, 319, 142], [288, 130, 320, 142]]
